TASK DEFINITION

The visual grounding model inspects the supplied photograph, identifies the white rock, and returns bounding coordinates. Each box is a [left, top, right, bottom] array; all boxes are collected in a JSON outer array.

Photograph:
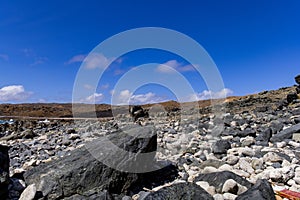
[[19, 184, 36, 200], [223, 192, 237, 200], [213, 194, 224, 200], [219, 164, 233, 172], [203, 166, 218, 174], [263, 152, 283, 163], [196, 181, 210, 190], [222, 179, 238, 194], [269, 169, 282, 181], [233, 169, 250, 178], [240, 147, 255, 157], [225, 156, 239, 165], [239, 159, 254, 174], [276, 141, 286, 148], [207, 186, 216, 196], [289, 141, 300, 148], [251, 158, 264, 170]]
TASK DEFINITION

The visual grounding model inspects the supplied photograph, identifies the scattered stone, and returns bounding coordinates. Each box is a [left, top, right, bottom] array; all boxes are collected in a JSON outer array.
[[194, 171, 252, 193], [236, 179, 276, 200], [19, 184, 37, 200], [212, 140, 231, 154]]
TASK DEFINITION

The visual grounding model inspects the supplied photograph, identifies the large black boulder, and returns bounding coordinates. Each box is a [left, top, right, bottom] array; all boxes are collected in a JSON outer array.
[[24, 126, 178, 199], [236, 179, 275, 200], [0, 144, 9, 198], [139, 182, 213, 200]]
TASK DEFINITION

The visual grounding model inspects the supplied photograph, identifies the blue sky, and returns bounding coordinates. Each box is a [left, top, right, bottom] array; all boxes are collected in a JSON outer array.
[[0, 0, 300, 104]]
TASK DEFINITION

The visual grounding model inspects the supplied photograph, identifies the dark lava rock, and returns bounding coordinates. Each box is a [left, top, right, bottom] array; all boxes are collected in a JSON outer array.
[[270, 123, 300, 142], [295, 75, 300, 85], [0, 144, 9, 199], [237, 128, 256, 138], [287, 93, 298, 104], [212, 140, 231, 154], [129, 105, 149, 122], [139, 182, 213, 200], [194, 171, 252, 193], [24, 126, 178, 199], [236, 179, 275, 200], [256, 128, 272, 142]]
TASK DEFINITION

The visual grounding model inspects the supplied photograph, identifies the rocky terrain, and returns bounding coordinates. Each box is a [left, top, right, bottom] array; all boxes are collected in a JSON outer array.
[[1, 75, 300, 200]]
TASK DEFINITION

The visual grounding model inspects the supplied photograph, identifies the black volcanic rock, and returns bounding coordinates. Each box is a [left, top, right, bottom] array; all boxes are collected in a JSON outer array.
[[24, 126, 178, 199], [139, 182, 213, 200], [287, 93, 298, 104], [295, 75, 300, 85], [270, 123, 300, 142], [194, 171, 252, 193], [236, 179, 275, 200], [212, 140, 231, 154], [0, 144, 9, 199]]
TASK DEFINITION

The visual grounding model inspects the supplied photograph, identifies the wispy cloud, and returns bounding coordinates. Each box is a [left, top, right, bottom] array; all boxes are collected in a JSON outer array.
[[30, 57, 48, 66], [156, 60, 196, 73], [113, 90, 167, 105], [67, 53, 118, 69], [0, 85, 32, 102], [80, 92, 104, 104], [188, 88, 233, 101], [0, 54, 9, 61]]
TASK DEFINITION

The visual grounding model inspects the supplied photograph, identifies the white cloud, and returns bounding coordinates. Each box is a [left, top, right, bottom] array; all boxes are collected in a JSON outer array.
[[113, 90, 167, 105], [188, 88, 233, 101], [0, 85, 32, 102], [156, 60, 196, 73], [100, 83, 109, 89], [80, 93, 104, 104], [84, 84, 94, 90], [0, 54, 9, 61], [67, 53, 116, 69]]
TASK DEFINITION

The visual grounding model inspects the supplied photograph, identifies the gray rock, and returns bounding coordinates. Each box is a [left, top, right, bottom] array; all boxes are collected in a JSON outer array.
[[139, 182, 213, 200], [0, 144, 9, 198], [212, 140, 231, 154], [24, 126, 178, 199], [270, 123, 300, 142], [236, 179, 275, 200], [19, 184, 36, 200]]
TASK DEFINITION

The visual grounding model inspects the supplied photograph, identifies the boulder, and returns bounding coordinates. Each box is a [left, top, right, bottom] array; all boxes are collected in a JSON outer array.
[[24, 126, 178, 199], [270, 123, 300, 143], [129, 106, 149, 122], [287, 93, 298, 104], [0, 144, 9, 198], [194, 171, 252, 193], [139, 182, 213, 200], [295, 75, 300, 85], [236, 179, 275, 200], [212, 140, 231, 154]]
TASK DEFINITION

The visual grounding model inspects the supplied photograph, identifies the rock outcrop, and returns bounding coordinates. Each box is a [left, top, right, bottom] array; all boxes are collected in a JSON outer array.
[[24, 126, 178, 199]]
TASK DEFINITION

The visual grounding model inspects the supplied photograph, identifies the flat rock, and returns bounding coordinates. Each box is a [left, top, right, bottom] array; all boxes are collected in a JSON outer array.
[[139, 182, 213, 200], [270, 123, 300, 143], [212, 140, 231, 154], [24, 126, 178, 199]]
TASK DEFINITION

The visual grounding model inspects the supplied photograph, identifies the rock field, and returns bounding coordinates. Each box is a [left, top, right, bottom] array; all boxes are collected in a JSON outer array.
[[1, 76, 300, 200]]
